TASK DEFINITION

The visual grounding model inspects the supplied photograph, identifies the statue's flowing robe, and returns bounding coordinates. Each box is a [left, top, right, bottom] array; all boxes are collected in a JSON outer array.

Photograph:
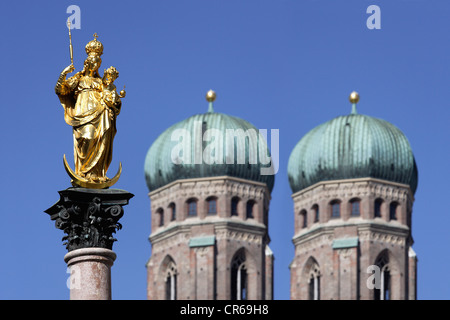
[[56, 74, 118, 180]]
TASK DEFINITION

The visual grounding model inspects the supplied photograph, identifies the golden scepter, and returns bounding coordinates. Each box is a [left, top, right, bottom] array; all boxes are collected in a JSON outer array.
[[67, 18, 74, 65]]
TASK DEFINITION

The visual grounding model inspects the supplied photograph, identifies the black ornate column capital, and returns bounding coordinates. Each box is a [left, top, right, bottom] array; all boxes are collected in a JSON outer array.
[[45, 188, 134, 252]]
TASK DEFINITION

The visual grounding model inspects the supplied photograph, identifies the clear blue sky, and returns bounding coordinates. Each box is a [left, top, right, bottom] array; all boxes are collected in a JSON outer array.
[[0, 0, 449, 300]]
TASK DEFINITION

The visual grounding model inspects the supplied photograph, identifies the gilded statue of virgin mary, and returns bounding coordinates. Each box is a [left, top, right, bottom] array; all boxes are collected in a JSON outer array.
[[55, 34, 125, 188]]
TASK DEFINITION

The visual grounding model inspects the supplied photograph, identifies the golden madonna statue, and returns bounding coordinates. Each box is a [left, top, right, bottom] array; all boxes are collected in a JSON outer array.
[[55, 33, 125, 189]]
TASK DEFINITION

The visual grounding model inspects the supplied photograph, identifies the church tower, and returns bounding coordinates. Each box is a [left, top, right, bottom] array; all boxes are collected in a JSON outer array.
[[288, 92, 418, 300], [144, 91, 275, 300]]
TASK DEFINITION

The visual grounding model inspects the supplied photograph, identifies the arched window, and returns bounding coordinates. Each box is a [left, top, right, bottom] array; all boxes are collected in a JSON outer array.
[[389, 202, 398, 221], [307, 261, 321, 300], [169, 203, 176, 221], [231, 197, 239, 216], [187, 198, 197, 217], [165, 260, 177, 300], [246, 200, 255, 219], [330, 200, 340, 219], [350, 199, 360, 217], [231, 249, 247, 300], [231, 249, 248, 300], [312, 204, 319, 223], [156, 208, 164, 227], [374, 198, 383, 218], [207, 197, 217, 215], [300, 209, 307, 228], [374, 251, 390, 300]]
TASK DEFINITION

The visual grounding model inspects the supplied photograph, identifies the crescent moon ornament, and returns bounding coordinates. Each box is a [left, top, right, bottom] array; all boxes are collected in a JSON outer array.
[[63, 154, 122, 189]]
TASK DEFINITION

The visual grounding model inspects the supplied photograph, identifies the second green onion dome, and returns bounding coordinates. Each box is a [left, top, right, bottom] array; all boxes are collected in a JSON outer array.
[[144, 90, 275, 193], [287, 92, 418, 194]]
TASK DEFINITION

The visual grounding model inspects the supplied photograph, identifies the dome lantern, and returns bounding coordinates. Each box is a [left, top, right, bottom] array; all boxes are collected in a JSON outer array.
[[206, 89, 216, 113], [349, 91, 359, 114]]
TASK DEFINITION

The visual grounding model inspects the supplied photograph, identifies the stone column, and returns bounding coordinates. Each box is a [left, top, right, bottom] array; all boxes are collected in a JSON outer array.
[[65, 248, 116, 300], [45, 187, 133, 300]]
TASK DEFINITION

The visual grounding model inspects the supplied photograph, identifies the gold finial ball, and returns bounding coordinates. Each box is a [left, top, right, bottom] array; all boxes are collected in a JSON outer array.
[[206, 89, 216, 102], [349, 91, 359, 104]]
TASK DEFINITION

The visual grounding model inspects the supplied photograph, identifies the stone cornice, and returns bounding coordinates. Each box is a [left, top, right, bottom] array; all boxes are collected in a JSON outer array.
[[292, 220, 410, 249], [149, 175, 271, 202], [291, 177, 414, 203], [149, 217, 267, 245]]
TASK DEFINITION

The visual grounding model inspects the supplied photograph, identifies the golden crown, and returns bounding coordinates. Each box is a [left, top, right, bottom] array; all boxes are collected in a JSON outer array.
[[85, 33, 103, 57]]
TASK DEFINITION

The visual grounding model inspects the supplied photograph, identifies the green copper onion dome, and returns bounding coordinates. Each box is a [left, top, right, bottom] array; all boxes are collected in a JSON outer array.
[[145, 90, 275, 192], [288, 92, 418, 194]]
